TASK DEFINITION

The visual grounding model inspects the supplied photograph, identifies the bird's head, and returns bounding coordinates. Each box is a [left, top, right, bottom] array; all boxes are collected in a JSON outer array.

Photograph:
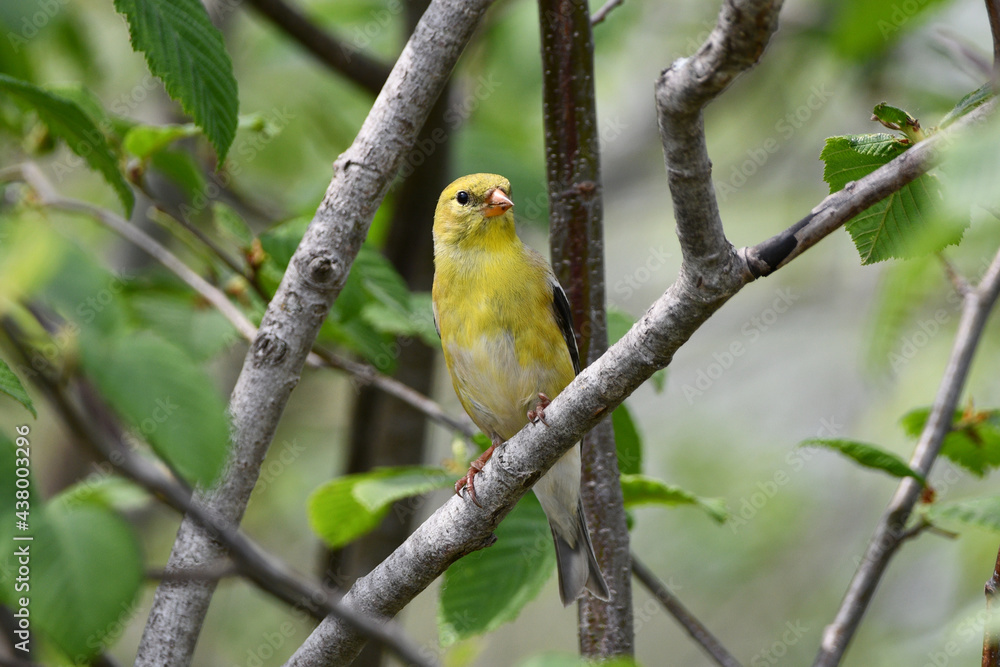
[[433, 173, 515, 250]]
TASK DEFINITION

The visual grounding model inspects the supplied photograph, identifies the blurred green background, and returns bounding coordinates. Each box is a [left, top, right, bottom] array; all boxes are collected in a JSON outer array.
[[1, 0, 999, 665]]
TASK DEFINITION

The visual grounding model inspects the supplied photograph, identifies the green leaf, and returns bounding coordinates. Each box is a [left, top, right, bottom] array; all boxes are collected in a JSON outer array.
[[607, 307, 665, 391], [799, 438, 926, 484], [0, 358, 35, 417], [829, 0, 949, 60], [113, 0, 239, 163], [0, 74, 133, 214], [150, 148, 207, 201], [0, 504, 143, 662], [940, 84, 996, 129], [123, 122, 199, 159], [612, 404, 642, 475], [351, 466, 453, 511], [871, 103, 923, 142], [821, 133, 960, 264], [619, 474, 728, 523], [212, 202, 254, 250], [308, 466, 453, 548], [901, 408, 1000, 477], [80, 330, 230, 487], [925, 496, 1000, 532], [51, 477, 149, 513], [127, 291, 235, 362], [439, 495, 555, 646]]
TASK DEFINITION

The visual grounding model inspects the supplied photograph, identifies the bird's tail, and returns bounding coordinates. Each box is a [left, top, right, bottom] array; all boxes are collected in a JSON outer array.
[[551, 500, 610, 606]]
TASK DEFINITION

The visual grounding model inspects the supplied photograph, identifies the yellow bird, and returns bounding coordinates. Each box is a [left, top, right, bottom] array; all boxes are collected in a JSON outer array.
[[431, 173, 610, 605]]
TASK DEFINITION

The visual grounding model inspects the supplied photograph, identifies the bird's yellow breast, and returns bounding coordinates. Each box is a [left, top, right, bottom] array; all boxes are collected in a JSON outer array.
[[433, 243, 575, 441]]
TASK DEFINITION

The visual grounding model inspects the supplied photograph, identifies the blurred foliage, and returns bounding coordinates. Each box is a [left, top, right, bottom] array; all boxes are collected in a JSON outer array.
[[0, 0, 998, 664]]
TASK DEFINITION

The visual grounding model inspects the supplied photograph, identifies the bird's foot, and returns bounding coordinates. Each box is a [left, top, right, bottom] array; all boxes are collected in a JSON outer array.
[[527, 393, 552, 426], [455, 442, 497, 508]]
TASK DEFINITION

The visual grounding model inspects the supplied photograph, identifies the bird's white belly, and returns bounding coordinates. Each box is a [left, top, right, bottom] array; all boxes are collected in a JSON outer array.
[[445, 334, 560, 441]]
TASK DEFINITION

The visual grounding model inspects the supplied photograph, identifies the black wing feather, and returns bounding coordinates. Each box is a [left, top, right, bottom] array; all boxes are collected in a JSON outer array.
[[551, 280, 581, 375]]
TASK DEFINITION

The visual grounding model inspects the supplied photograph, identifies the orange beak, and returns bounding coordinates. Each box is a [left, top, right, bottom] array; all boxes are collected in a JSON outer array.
[[482, 188, 513, 217]]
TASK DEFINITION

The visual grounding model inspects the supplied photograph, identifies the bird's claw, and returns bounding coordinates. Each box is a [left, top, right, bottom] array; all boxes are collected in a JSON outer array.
[[527, 393, 552, 426], [454, 442, 497, 509]]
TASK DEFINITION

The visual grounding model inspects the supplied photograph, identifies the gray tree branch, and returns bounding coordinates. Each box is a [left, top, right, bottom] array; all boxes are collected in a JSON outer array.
[[133, 0, 497, 663], [0, 319, 435, 667], [631, 553, 743, 667], [242, 0, 392, 95], [813, 242, 1000, 667], [0, 164, 476, 441], [280, 77, 997, 667], [656, 0, 783, 275]]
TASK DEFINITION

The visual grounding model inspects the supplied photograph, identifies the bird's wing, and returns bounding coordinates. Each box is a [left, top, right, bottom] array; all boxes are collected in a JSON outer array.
[[551, 279, 581, 375], [432, 298, 441, 338]]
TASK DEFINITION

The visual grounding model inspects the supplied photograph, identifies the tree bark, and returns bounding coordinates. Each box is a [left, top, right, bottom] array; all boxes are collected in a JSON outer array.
[[537, 0, 632, 656], [134, 1, 495, 664]]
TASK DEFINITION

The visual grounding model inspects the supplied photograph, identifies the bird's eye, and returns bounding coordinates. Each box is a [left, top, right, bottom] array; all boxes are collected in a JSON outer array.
[[456, 191, 470, 206]]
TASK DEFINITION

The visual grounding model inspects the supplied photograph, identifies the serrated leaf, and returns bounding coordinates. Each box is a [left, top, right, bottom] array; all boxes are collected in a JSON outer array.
[[619, 474, 728, 523], [940, 84, 996, 129], [308, 466, 452, 548], [612, 404, 642, 475], [113, 0, 238, 163], [821, 134, 960, 264], [123, 122, 199, 159], [127, 291, 235, 361], [0, 504, 143, 662], [799, 438, 926, 484], [0, 74, 133, 214], [0, 357, 35, 417], [925, 497, 1000, 532], [902, 408, 1000, 477], [439, 495, 555, 646], [80, 330, 230, 487]]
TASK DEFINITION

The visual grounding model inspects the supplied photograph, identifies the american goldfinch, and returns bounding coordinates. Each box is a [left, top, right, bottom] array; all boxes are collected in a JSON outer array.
[[431, 173, 610, 605]]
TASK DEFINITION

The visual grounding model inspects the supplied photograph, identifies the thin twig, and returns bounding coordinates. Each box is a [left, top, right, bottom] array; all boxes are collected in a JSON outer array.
[[243, 0, 392, 95], [590, 0, 625, 26], [940, 253, 972, 297], [631, 553, 743, 667], [814, 245, 1000, 667], [1, 320, 435, 667], [5, 164, 474, 440], [983, 542, 1000, 667]]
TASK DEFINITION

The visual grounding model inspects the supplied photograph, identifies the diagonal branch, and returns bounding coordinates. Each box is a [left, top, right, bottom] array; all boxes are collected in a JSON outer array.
[[656, 0, 783, 274], [243, 0, 392, 95], [631, 554, 743, 667], [135, 1, 497, 663], [280, 74, 998, 667], [814, 242, 1000, 667], [1, 164, 476, 441], [1, 318, 435, 667]]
